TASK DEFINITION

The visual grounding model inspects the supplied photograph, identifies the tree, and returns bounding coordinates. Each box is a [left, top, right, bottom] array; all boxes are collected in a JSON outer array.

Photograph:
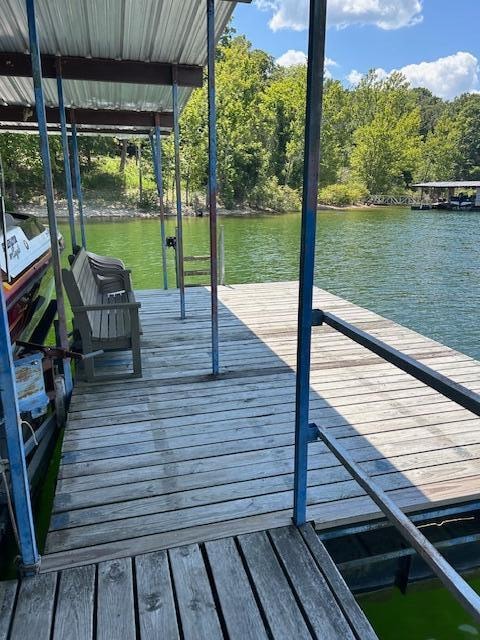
[[412, 87, 445, 137], [259, 65, 306, 189], [351, 107, 421, 193], [417, 113, 462, 181], [451, 94, 480, 178], [180, 35, 274, 208]]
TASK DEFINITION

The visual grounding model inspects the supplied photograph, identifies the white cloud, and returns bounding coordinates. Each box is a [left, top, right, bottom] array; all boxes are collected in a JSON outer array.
[[348, 52, 480, 99], [276, 49, 307, 67], [276, 51, 338, 78], [347, 69, 364, 85], [255, 0, 423, 31], [400, 52, 479, 99]]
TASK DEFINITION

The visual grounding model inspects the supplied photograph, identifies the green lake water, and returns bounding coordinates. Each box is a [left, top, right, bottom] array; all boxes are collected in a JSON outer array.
[[60, 206, 480, 360], [58, 206, 480, 639]]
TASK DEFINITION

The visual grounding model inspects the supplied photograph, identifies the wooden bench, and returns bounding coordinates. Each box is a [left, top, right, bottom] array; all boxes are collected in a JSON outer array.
[[63, 249, 142, 381]]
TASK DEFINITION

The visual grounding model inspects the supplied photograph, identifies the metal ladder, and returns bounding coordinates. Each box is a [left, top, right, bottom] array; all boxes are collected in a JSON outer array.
[[180, 226, 225, 288]]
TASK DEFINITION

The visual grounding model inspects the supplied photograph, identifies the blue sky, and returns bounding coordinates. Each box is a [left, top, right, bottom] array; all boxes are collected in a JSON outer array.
[[232, 0, 480, 99]]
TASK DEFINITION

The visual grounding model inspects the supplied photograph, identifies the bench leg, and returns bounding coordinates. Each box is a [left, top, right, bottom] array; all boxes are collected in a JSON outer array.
[[83, 352, 96, 382], [131, 334, 142, 378]]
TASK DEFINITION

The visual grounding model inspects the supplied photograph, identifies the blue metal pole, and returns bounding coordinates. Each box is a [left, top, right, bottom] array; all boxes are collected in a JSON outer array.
[[25, 0, 73, 397], [172, 70, 186, 319], [0, 285, 39, 572], [207, 0, 219, 376], [55, 63, 77, 253], [292, 0, 327, 526], [70, 115, 86, 249], [151, 118, 168, 290]]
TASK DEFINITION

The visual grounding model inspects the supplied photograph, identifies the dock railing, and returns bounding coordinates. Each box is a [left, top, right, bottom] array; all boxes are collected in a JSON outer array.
[[294, 308, 480, 622], [367, 195, 422, 206]]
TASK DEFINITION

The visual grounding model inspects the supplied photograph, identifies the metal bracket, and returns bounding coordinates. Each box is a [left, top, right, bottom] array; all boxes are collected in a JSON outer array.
[[308, 422, 320, 443], [312, 309, 324, 326]]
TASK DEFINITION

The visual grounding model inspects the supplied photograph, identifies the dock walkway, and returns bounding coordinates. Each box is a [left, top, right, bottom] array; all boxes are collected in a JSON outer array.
[[0, 524, 378, 640], [42, 282, 480, 571]]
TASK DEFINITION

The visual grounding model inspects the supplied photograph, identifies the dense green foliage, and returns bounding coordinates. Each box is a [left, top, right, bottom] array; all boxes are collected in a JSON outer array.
[[2, 34, 480, 210]]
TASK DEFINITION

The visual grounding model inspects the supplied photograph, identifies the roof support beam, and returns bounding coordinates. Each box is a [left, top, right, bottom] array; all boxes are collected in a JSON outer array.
[[172, 71, 186, 320], [207, 0, 219, 376], [0, 52, 203, 87], [0, 105, 173, 128], [150, 118, 168, 290], [56, 70, 77, 252], [0, 124, 162, 136], [292, 0, 327, 527]]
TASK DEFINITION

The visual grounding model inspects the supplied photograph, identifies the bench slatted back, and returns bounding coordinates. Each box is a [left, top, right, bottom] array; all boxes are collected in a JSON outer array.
[[63, 248, 100, 335]]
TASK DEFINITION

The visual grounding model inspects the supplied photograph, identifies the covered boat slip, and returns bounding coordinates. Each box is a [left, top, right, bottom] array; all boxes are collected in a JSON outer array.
[[40, 282, 480, 571], [0, 524, 378, 640], [2, 0, 480, 632]]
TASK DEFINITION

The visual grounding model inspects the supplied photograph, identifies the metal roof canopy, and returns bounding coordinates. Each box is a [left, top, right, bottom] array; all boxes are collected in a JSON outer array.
[[0, 0, 246, 129], [413, 181, 480, 189]]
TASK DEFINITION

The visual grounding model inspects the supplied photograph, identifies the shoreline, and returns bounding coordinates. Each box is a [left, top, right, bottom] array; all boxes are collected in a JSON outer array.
[[18, 201, 374, 219]]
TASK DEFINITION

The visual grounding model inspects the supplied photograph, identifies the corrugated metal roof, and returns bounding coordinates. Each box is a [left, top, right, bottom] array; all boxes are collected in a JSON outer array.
[[0, 0, 237, 114], [0, 76, 190, 111], [413, 182, 480, 189]]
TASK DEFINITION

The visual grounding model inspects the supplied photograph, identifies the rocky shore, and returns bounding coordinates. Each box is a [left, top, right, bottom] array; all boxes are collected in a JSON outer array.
[[18, 200, 372, 219]]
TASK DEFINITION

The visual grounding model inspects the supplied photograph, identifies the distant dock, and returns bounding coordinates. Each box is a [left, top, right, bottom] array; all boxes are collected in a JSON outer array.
[[412, 181, 480, 211]]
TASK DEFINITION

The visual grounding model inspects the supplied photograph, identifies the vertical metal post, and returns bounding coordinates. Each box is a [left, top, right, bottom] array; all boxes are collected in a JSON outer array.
[[0, 285, 39, 572], [25, 0, 72, 396], [70, 114, 86, 249], [137, 143, 143, 202], [0, 155, 10, 282], [219, 225, 225, 286], [292, 0, 327, 526], [174, 226, 179, 289], [150, 116, 168, 290], [55, 63, 77, 253], [172, 69, 185, 319], [207, 0, 219, 375]]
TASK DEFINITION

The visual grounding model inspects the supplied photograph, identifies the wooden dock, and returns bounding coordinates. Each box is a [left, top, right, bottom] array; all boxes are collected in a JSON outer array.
[[41, 282, 480, 571], [0, 524, 378, 640]]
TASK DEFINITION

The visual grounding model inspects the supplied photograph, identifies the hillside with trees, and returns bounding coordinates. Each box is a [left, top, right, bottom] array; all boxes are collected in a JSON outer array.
[[1, 32, 480, 212]]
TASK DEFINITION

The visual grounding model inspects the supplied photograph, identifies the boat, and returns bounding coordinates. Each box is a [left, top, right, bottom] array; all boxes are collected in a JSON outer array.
[[1, 211, 61, 343], [1, 156, 61, 344], [0, 171, 66, 550]]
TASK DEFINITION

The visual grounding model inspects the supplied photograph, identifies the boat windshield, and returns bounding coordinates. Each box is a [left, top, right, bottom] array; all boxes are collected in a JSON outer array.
[[5, 214, 45, 240]]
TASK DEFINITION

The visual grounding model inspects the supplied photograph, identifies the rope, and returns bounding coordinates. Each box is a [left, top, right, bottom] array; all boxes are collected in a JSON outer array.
[[21, 420, 38, 446]]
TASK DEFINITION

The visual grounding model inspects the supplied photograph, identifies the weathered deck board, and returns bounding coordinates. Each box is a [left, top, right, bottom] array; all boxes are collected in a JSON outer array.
[[53, 565, 95, 640], [6, 525, 378, 640], [42, 282, 480, 570]]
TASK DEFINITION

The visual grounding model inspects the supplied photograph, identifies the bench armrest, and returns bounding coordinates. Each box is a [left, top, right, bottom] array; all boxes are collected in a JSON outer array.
[[72, 301, 141, 312]]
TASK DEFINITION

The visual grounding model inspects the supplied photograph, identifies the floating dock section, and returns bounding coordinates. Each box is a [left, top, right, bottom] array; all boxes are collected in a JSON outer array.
[[38, 282, 480, 570]]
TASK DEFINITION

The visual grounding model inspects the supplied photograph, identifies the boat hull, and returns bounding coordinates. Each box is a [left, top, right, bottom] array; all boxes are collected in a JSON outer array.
[[5, 250, 55, 342], [2, 213, 61, 343]]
